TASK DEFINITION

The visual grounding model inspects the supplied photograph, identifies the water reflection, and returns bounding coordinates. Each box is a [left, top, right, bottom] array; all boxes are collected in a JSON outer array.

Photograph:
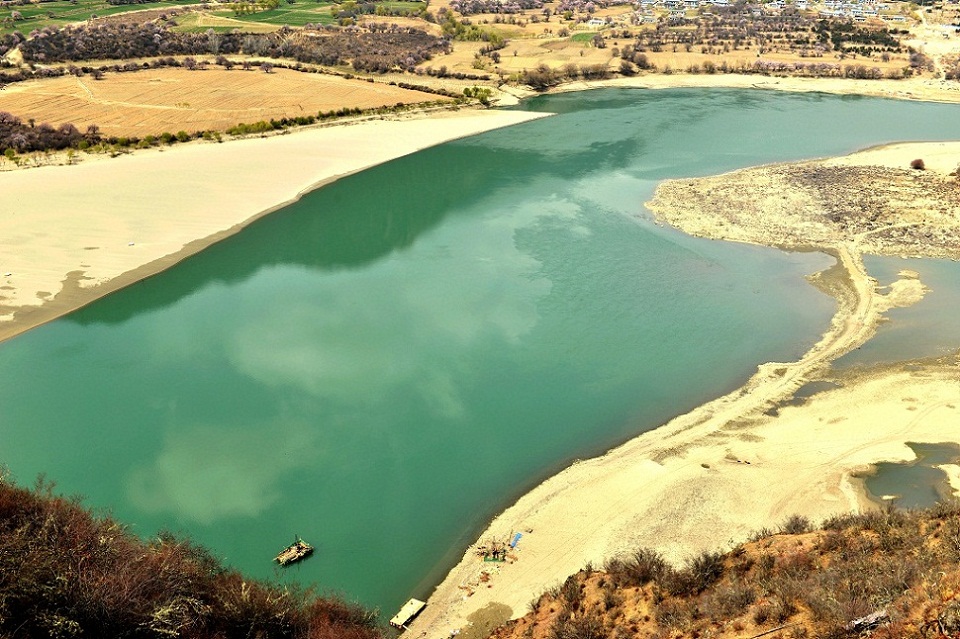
[[128, 417, 320, 524], [222, 195, 562, 405], [67, 89, 960, 330]]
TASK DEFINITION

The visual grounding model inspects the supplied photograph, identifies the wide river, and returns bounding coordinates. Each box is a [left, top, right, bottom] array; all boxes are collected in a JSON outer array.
[[3, 89, 960, 617]]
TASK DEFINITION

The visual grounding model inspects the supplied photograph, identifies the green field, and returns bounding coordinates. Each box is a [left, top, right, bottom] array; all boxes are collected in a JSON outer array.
[[2, 0, 199, 35], [217, 0, 426, 26], [570, 31, 598, 43], [1, 0, 425, 36], [212, 2, 340, 27]]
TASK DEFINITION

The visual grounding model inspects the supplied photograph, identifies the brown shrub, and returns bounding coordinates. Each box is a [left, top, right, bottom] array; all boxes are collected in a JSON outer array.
[[0, 477, 383, 639]]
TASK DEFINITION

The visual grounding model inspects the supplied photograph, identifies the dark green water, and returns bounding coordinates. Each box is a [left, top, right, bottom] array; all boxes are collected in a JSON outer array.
[[3, 89, 960, 615]]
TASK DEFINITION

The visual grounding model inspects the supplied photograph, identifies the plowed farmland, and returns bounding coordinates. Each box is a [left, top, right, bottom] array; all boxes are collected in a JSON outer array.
[[0, 67, 446, 137]]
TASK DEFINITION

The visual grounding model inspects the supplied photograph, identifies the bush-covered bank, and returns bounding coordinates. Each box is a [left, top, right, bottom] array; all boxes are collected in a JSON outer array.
[[0, 474, 385, 639]]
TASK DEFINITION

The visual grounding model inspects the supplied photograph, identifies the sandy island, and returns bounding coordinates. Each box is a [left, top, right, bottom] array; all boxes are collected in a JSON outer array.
[[406, 141, 960, 638], [0, 109, 549, 343]]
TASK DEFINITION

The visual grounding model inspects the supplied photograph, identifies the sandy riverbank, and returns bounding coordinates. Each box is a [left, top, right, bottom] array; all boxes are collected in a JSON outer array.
[[406, 142, 960, 637], [0, 109, 549, 343]]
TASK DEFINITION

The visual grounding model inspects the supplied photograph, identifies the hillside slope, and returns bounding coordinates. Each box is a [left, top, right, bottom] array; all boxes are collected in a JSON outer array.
[[0, 475, 384, 639], [490, 507, 960, 639]]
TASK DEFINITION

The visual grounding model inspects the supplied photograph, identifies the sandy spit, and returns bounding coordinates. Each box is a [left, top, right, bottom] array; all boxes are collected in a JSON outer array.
[[0, 109, 549, 343], [406, 142, 960, 637]]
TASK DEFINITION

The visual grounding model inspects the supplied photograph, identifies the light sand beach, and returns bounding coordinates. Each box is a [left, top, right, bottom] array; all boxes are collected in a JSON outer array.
[[0, 109, 549, 343], [406, 141, 960, 637]]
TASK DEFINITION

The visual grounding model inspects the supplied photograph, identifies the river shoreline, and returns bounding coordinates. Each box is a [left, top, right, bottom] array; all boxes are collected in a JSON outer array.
[[492, 73, 960, 107], [4, 75, 959, 344], [0, 109, 550, 344], [406, 132, 960, 637], [4, 83, 959, 639]]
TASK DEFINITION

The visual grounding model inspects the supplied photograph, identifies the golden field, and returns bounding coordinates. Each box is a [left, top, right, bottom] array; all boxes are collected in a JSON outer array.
[[0, 67, 445, 137]]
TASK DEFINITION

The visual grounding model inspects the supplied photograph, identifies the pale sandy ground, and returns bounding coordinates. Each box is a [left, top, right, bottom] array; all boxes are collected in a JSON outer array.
[[405, 143, 960, 636], [646, 140, 960, 259], [825, 139, 960, 174], [0, 109, 548, 342]]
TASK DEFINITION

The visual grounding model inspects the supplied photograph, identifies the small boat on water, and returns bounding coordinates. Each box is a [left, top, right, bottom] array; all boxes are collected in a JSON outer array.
[[274, 536, 314, 566]]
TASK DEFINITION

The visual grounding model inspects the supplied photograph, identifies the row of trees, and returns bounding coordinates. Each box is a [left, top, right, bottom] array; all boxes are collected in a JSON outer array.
[[624, 6, 906, 63], [448, 0, 543, 16], [0, 111, 102, 154], [18, 21, 450, 73], [332, 0, 426, 21], [518, 53, 913, 92], [521, 61, 611, 89], [105, 0, 164, 6]]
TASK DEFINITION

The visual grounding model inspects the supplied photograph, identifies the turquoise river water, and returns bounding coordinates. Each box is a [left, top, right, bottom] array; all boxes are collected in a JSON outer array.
[[3, 89, 960, 616]]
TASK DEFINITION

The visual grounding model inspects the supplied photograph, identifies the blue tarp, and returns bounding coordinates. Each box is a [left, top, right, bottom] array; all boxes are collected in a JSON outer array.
[[509, 532, 522, 548]]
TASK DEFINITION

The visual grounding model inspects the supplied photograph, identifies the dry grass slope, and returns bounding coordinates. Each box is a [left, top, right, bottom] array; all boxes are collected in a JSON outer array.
[[491, 506, 960, 639], [0, 474, 385, 639]]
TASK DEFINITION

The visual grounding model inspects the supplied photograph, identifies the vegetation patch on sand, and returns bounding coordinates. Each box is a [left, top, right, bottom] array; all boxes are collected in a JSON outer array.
[[0, 66, 447, 137]]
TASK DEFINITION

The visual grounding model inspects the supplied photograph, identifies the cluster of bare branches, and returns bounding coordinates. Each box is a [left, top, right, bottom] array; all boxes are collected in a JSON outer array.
[[0, 111, 101, 154], [449, 0, 544, 16], [628, 7, 905, 63], [17, 21, 449, 73]]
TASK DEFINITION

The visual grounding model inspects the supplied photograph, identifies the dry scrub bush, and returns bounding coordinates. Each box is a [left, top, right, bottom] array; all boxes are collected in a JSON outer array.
[[559, 574, 585, 613], [548, 612, 606, 639], [0, 477, 383, 639], [508, 507, 960, 639], [700, 580, 757, 619], [604, 548, 669, 588], [780, 514, 812, 535], [662, 550, 726, 597]]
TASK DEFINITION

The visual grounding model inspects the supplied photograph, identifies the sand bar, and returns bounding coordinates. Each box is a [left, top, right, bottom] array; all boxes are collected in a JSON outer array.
[[407, 141, 960, 637], [0, 109, 548, 343]]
